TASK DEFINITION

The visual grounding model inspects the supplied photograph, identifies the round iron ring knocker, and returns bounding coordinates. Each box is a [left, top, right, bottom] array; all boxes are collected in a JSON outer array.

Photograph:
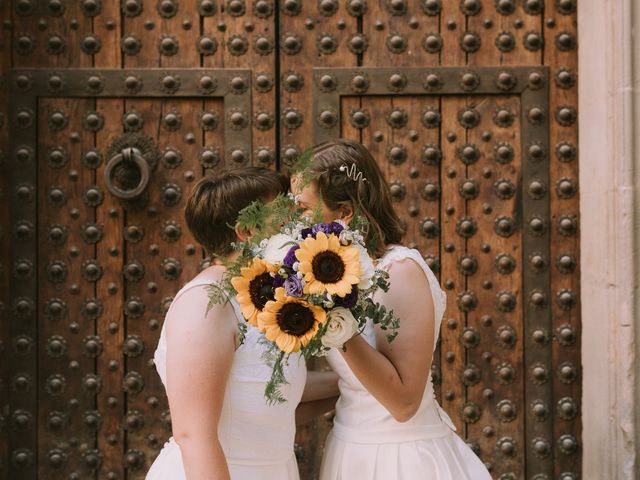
[[104, 147, 150, 199]]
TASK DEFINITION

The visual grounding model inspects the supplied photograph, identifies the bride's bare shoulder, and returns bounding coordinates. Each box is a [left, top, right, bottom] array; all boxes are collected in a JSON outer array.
[[165, 266, 236, 334]]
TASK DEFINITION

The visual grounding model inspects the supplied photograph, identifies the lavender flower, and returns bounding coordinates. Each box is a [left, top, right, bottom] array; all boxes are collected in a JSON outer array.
[[284, 275, 304, 297]]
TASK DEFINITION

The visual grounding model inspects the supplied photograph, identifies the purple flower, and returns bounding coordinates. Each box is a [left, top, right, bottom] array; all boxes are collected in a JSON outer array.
[[335, 285, 358, 309], [300, 227, 313, 239], [311, 223, 332, 236], [284, 275, 304, 297], [311, 222, 344, 237], [329, 222, 345, 235], [283, 245, 300, 267], [273, 275, 285, 288]]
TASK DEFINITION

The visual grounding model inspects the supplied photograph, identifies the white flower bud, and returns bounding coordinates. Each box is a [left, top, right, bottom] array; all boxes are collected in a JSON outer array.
[[321, 308, 359, 348]]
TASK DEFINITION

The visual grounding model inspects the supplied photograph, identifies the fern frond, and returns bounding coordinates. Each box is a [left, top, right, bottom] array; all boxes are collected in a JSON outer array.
[[205, 283, 231, 314], [263, 349, 289, 405]]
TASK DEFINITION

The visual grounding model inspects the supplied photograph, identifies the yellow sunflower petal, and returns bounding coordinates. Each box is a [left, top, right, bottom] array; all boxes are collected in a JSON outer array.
[[315, 232, 329, 251], [230, 277, 248, 292], [239, 302, 257, 319], [307, 281, 326, 295], [340, 246, 360, 262], [274, 287, 287, 302], [326, 282, 350, 297], [295, 247, 313, 262], [298, 261, 312, 275], [277, 334, 297, 353], [327, 234, 342, 250]]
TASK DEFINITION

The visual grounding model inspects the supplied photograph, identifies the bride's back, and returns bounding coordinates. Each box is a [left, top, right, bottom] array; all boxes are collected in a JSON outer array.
[[149, 278, 306, 477]]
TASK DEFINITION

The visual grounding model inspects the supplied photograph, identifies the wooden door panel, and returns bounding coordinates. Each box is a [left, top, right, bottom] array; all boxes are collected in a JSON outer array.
[[36, 97, 98, 479], [9, 66, 251, 478], [311, 66, 552, 479]]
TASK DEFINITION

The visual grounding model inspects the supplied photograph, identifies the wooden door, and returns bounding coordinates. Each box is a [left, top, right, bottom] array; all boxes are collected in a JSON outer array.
[[2, 0, 579, 479]]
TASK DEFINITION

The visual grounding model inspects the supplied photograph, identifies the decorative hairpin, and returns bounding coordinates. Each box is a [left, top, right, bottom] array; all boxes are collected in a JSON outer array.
[[339, 163, 367, 183]]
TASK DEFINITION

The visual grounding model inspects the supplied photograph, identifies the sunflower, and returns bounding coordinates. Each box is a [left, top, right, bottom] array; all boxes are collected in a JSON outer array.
[[258, 288, 327, 353], [231, 258, 277, 327], [295, 232, 361, 297]]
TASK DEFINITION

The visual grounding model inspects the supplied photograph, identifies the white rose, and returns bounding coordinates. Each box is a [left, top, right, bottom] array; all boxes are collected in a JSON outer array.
[[262, 233, 297, 264], [321, 308, 359, 349], [355, 244, 375, 290]]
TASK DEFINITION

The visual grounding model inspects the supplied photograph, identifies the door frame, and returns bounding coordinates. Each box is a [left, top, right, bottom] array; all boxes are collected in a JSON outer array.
[[579, 0, 640, 478]]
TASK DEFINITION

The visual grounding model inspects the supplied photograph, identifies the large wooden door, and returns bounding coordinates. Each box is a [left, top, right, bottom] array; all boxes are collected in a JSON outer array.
[[1, 0, 579, 479]]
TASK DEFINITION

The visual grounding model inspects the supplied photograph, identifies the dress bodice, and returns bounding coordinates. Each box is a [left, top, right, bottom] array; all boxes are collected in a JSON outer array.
[[326, 246, 455, 440], [154, 279, 307, 466]]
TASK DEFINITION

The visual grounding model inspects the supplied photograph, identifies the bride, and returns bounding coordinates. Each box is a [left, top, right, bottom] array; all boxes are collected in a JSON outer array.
[[146, 167, 337, 480], [294, 140, 491, 480]]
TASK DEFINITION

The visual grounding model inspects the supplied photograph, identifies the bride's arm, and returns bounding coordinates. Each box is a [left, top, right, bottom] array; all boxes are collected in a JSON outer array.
[[301, 370, 339, 402], [339, 259, 435, 422], [165, 288, 236, 480]]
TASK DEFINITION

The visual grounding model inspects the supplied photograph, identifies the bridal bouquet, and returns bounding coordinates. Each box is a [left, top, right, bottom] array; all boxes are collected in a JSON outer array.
[[206, 195, 399, 403]]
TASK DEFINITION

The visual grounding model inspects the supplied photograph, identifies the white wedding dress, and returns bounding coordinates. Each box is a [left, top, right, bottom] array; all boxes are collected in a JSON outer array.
[[146, 278, 306, 480], [320, 246, 491, 480]]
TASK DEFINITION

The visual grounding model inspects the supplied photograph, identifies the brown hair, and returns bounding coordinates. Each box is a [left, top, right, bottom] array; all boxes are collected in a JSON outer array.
[[309, 139, 405, 257], [185, 167, 289, 257]]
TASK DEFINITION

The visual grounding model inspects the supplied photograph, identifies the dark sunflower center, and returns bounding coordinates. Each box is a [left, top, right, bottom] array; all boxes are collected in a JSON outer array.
[[311, 251, 345, 284], [277, 303, 316, 337], [249, 273, 275, 311]]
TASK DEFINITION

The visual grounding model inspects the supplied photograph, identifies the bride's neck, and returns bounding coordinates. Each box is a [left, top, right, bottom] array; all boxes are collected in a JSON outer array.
[[211, 250, 242, 266]]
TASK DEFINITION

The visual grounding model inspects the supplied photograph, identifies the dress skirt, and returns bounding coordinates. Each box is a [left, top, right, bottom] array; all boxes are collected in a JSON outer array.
[[146, 437, 300, 480], [319, 425, 490, 480]]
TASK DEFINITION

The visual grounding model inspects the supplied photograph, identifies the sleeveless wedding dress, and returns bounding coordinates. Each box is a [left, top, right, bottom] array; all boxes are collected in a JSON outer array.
[[146, 278, 306, 480], [320, 246, 491, 480]]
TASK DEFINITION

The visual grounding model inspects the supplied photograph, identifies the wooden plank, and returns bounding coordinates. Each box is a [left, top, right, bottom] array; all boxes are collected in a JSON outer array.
[[37, 96, 97, 478], [279, 0, 357, 163], [438, 0, 468, 441], [94, 98, 126, 480], [122, 8, 156, 479], [465, 95, 524, 477], [438, 96, 468, 435], [544, 1, 581, 478], [200, 13, 226, 172], [439, 0, 467, 67], [213, 0, 276, 166], [92, 2, 125, 479], [0, 0, 10, 478]]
